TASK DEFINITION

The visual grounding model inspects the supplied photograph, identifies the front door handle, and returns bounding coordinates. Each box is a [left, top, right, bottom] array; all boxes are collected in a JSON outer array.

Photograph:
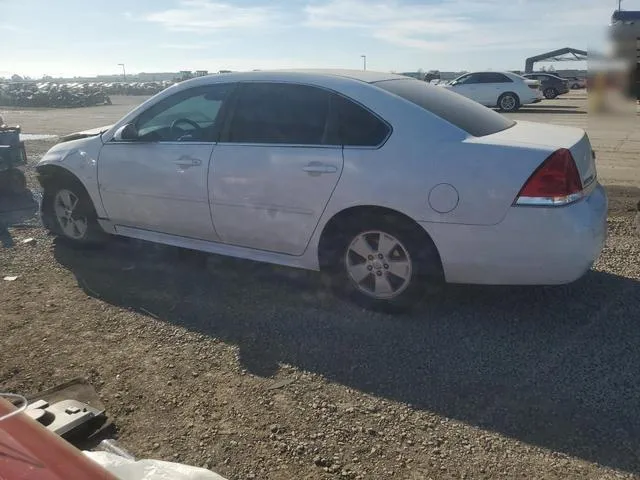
[[303, 162, 337, 176], [174, 156, 202, 169]]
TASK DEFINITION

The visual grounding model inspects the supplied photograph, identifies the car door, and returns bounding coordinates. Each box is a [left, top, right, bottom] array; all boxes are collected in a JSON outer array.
[[210, 82, 344, 255], [97, 83, 234, 240], [480, 72, 515, 106], [448, 73, 487, 104]]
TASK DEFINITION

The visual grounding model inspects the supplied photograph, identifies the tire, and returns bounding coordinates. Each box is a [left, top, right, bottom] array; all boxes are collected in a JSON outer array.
[[41, 179, 107, 247], [544, 87, 558, 99], [322, 215, 442, 312], [497, 92, 520, 112]]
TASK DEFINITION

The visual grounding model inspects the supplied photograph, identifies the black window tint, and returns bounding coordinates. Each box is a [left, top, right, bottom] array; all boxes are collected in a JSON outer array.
[[483, 73, 512, 83], [374, 78, 515, 137], [227, 83, 330, 145], [333, 95, 390, 147], [135, 84, 232, 142], [458, 73, 482, 85]]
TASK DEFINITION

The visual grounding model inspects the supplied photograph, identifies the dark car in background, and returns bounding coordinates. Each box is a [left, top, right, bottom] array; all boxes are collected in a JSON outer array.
[[564, 76, 586, 89], [523, 73, 570, 99]]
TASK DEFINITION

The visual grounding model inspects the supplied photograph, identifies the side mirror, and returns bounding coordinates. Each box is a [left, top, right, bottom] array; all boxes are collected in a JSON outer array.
[[113, 123, 138, 142]]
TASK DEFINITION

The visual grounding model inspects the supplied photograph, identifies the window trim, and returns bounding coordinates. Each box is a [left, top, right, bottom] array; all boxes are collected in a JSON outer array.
[[109, 83, 237, 145], [217, 80, 393, 150]]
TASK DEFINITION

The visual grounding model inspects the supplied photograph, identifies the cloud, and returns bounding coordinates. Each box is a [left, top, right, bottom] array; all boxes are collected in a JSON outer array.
[[0, 24, 22, 32], [161, 43, 219, 50], [145, 0, 279, 33], [304, 0, 612, 52]]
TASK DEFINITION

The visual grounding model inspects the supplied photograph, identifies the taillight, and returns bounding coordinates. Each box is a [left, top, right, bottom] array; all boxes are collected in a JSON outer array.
[[528, 84, 539, 90], [514, 148, 583, 206]]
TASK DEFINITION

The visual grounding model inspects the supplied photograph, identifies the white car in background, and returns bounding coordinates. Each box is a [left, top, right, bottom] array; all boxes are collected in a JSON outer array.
[[443, 71, 542, 112]]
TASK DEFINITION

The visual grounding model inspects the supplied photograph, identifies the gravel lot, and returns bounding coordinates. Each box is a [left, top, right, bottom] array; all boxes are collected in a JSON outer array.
[[1, 92, 640, 479]]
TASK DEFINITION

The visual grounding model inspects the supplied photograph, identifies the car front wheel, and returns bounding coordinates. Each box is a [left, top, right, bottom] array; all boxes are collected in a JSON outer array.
[[42, 181, 107, 246]]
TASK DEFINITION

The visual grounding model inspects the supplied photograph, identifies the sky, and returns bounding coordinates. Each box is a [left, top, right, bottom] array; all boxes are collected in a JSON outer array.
[[1, 0, 636, 78]]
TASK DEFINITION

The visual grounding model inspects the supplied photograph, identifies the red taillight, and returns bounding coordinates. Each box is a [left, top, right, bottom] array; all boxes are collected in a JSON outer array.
[[515, 148, 583, 206]]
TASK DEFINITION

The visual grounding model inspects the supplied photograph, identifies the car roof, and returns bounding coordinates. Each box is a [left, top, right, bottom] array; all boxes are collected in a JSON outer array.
[[177, 69, 408, 87], [525, 73, 561, 77], [460, 71, 515, 75]]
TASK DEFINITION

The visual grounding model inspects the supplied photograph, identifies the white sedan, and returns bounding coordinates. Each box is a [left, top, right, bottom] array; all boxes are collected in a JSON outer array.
[[443, 71, 543, 112], [36, 70, 607, 311]]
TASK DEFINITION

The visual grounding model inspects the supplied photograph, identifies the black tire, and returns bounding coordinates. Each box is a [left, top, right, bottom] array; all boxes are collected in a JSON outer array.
[[497, 92, 520, 112], [544, 87, 558, 99], [322, 214, 442, 312], [41, 178, 107, 247]]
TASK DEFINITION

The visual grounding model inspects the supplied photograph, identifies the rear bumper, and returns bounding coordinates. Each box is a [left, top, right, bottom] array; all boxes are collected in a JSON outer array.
[[423, 184, 608, 285]]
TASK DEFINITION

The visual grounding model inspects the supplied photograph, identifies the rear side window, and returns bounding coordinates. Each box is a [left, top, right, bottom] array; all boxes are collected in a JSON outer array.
[[374, 79, 515, 137], [333, 95, 390, 147], [481, 73, 513, 83], [226, 83, 330, 145]]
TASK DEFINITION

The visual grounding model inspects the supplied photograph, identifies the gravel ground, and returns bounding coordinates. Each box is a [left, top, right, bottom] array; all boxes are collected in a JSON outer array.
[[1, 97, 640, 479]]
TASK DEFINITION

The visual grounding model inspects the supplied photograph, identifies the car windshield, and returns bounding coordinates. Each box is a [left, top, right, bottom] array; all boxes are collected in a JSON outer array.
[[374, 78, 515, 137]]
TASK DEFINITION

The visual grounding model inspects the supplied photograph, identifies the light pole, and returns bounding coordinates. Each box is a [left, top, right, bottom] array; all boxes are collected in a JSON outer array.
[[117, 63, 126, 82], [361, 55, 367, 71]]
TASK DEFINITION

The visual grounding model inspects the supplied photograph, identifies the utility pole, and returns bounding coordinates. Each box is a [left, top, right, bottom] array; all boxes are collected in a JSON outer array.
[[117, 63, 126, 82], [361, 55, 367, 71], [618, 0, 622, 11]]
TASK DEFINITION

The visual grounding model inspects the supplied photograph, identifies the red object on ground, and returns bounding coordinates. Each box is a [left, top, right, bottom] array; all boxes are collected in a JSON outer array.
[[0, 397, 118, 480]]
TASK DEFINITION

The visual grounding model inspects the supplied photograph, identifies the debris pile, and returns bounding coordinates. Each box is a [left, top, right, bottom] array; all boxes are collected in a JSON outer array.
[[102, 81, 174, 96], [0, 82, 112, 108]]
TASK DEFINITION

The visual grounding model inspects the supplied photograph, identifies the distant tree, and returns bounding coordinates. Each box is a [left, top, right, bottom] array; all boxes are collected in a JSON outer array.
[[11, 74, 23, 82]]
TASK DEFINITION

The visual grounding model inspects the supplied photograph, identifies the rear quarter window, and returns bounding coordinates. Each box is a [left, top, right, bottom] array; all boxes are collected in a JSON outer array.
[[374, 79, 515, 137]]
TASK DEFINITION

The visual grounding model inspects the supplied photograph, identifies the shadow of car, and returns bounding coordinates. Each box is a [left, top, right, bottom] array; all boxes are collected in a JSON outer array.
[[52, 237, 640, 475]]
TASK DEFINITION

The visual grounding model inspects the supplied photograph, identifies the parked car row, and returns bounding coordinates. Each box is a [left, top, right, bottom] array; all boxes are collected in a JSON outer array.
[[0, 82, 112, 108]]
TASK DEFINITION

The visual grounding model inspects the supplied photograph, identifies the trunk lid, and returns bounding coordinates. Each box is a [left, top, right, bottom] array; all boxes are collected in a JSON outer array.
[[470, 120, 597, 190]]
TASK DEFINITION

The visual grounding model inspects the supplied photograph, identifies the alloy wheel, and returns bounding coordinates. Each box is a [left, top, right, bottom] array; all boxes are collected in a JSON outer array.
[[53, 189, 88, 240], [345, 231, 413, 300], [500, 95, 516, 111]]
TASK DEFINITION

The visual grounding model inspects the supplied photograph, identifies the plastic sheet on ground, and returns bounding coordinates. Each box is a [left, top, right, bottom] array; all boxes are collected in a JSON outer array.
[[84, 451, 228, 480]]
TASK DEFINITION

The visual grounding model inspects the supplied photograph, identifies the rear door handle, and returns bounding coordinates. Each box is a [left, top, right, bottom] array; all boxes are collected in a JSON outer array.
[[303, 162, 337, 176], [174, 156, 202, 169]]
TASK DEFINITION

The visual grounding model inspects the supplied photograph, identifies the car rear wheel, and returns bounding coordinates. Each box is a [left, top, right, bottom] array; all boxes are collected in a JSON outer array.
[[323, 216, 442, 312], [544, 87, 558, 99], [497, 93, 520, 112], [42, 181, 107, 247]]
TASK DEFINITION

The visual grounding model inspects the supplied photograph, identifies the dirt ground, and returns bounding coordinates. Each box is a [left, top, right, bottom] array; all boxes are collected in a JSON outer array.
[[1, 93, 640, 480]]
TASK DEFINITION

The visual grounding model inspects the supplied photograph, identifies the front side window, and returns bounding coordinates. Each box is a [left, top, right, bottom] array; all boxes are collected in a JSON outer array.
[[454, 73, 482, 85], [225, 83, 331, 145], [134, 84, 233, 142]]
